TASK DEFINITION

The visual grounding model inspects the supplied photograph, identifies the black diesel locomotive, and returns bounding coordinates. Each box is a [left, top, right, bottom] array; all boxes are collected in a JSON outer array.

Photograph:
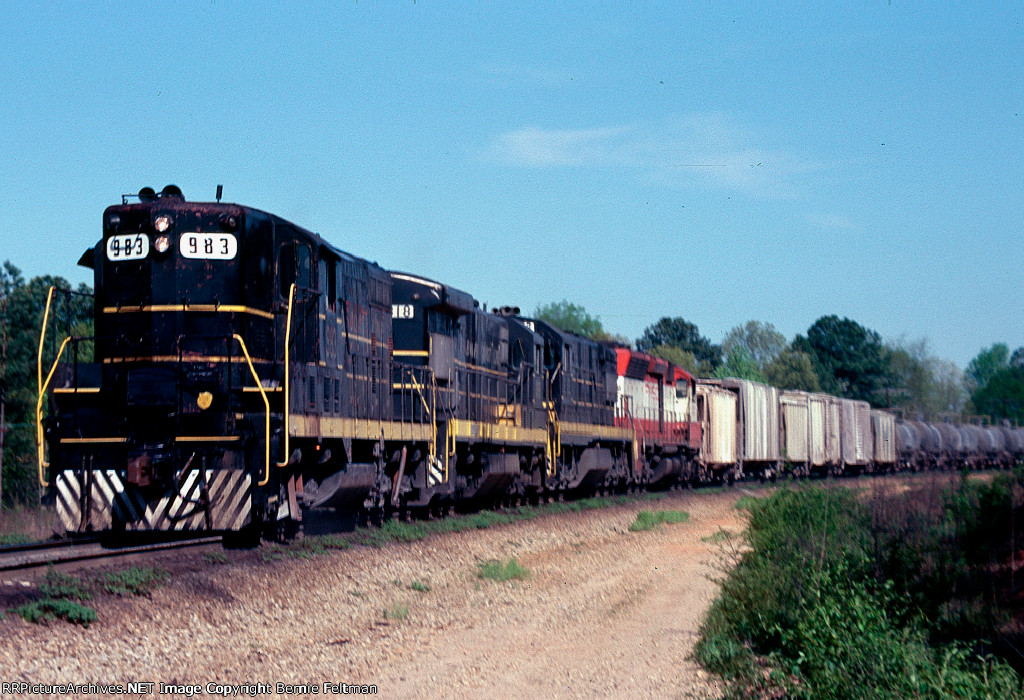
[[40, 187, 633, 540]]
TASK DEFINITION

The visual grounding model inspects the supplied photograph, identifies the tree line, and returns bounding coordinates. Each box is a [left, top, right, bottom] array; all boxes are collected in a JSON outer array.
[[1, 262, 92, 506], [534, 300, 1024, 423]]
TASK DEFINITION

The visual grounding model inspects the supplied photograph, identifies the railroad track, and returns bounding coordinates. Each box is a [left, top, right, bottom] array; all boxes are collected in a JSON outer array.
[[0, 535, 222, 572]]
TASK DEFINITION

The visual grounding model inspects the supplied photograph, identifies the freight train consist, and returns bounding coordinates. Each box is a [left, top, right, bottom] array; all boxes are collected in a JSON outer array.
[[36, 188, 1024, 541]]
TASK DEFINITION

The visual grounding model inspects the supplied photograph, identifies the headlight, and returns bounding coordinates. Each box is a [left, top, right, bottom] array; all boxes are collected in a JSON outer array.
[[154, 235, 170, 253], [154, 215, 172, 233]]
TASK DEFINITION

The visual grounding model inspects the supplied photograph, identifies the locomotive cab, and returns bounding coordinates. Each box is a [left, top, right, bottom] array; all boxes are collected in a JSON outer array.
[[47, 187, 280, 537]]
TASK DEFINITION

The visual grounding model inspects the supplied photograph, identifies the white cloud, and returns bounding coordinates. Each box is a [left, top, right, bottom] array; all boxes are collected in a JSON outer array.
[[804, 212, 862, 232], [487, 125, 634, 167], [485, 114, 821, 199]]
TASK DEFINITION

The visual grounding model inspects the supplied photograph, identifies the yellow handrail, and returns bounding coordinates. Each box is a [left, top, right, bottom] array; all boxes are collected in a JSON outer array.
[[277, 283, 296, 468], [37, 286, 56, 401], [233, 334, 272, 487], [36, 336, 71, 486]]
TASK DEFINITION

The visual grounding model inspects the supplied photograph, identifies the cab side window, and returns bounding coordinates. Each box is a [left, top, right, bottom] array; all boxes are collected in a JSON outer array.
[[278, 239, 314, 297]]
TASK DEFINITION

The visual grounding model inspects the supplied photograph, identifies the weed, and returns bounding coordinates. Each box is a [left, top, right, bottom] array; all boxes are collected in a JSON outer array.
[[409, 580, 431, 593], [39, 567, 92, 601], [629, 509, 690, 532], [349, 590, 365, 598], [101, 566, 168, 596], [701, 529, 736, 544], [383, 603, 409, 621], [476, 557, 530, 582], [204, 551, 229, 565], [14, 599, 97, 627]]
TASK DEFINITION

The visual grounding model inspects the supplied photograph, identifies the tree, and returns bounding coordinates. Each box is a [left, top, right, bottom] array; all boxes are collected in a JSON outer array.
[[965, 343, 1010, 393], [793, 315, 889, 405], [533, 300, 606, 339], [884, 338, 967, 416], [713, 346, 767, 383], [721, 321, 786, 370], [764, 349, 822, 392], [636, 317, 720, 369], [1011, 347, 1024, 368], [930, 359, 968, 415], [971, 366, 1024, 424], [0, 262, 92, 506], [648, 344, 698, 375]]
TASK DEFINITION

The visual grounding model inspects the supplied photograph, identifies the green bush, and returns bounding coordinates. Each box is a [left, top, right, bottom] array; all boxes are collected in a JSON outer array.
[[695, 484, 1024, 698]]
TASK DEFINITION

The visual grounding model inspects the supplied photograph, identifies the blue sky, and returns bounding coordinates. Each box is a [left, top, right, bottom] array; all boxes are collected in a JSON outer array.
[[2, 2, 1021, 367]]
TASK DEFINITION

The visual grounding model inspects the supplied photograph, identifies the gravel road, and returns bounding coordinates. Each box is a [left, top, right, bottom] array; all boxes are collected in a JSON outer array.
[[0, 490, 748, 699]]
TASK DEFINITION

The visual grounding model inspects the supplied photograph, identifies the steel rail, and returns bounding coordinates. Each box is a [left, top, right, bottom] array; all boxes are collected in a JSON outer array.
[[0, 536, 222, 572]]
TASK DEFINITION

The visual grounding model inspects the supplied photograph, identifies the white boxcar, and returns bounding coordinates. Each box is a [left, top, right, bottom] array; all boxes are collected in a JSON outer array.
[[696, 382, 737, 472], [720, 378, 780, 471], [871, 410, 896, 467], [839, 399, 872, 468], [806, 393, 830, 468], [779, 391, 810, 467]]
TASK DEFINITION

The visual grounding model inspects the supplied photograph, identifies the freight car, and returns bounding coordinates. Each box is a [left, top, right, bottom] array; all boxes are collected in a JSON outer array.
[[35, 187, 1023, 542]]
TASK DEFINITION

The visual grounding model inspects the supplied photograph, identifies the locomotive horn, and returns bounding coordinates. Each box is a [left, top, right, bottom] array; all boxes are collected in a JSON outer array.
[[161, 184, 184, 200]]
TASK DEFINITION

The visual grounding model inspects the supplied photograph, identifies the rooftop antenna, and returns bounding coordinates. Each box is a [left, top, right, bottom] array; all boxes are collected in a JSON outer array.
[[216, 185, 223, 202]]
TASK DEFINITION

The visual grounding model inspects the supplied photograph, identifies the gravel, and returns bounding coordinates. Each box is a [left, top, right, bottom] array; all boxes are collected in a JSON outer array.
[[0, 490, 750, 698]]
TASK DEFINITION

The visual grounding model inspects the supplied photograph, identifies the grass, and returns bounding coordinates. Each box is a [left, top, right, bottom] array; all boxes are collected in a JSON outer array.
[[409, 580, 431, 593], [0, 533, 32, 545], [701, 529, 736, 544], [383, 603, 409, 621], [0, 504, 60, 542], [476, 557, 531, 582], [101, 566, 168, 596], [628, 509, 690, 532], [203, 550, 229, 565], [262, 490, 663, 558]]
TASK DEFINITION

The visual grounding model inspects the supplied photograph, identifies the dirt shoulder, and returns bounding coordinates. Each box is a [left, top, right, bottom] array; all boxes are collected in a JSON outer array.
[[1, 490, 749, 699]]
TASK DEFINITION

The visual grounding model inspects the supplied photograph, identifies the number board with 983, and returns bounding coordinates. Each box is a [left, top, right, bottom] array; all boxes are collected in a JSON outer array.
[[106, 233, 150, 261], [180, 233, 238, 260]]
